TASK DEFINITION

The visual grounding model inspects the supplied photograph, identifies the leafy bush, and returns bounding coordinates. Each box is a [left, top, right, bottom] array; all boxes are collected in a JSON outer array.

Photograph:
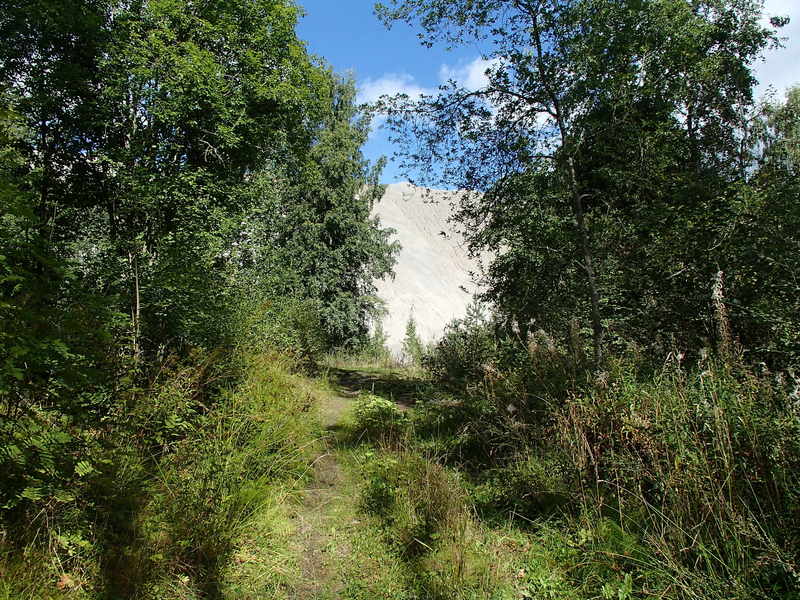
[[423, 305, 498, 385], [0, 410, 100, 515], [419, 343, 800, 597], [0, 350, 319, 598], [352, 394, 409, 443], [232, 293, 326, 365], [418, 298, 800, 597], [425, 307, 583, 418]]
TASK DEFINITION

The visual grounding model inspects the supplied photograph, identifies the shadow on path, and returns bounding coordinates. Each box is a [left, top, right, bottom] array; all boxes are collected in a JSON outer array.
[[326, 367, 429, 408]]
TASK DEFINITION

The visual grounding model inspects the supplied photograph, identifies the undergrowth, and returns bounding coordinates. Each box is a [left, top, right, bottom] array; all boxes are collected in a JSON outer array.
[[400, 311, 800, 599], [336, 302, 800, 599], [0, 352, 320, 599]]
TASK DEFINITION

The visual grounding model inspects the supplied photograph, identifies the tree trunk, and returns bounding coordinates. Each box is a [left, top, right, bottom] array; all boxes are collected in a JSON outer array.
[[566, 155, 604, 368], [525, 3, 604, 368], [129, 251, 141, 364]]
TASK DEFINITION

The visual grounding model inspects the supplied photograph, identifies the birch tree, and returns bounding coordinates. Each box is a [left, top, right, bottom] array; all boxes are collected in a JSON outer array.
[[376, 0, 780, 365]]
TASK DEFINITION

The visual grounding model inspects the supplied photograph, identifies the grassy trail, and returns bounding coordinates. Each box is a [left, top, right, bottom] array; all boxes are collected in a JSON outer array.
[[279, 369, 415, 600], [228, 366, 526, 599], [288, 386, 350, 599]]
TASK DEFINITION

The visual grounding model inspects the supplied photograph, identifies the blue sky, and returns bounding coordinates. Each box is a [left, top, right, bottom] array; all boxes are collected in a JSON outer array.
[[296, 1, 490, 182], [297, 0, 799, 184]]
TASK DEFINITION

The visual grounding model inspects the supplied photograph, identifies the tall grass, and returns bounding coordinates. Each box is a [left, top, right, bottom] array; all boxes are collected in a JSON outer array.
[[127, 353, 319, 597], [358, 448, 514, 599], [415, 313, 800, 598], [0, 351, 321, 599], [553, 358, 800, 596]]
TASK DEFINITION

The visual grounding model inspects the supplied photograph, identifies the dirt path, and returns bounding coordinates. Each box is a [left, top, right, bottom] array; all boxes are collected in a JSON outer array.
[[287, 390, 351, 599], [279, 369, 421, 599], [325, 367, 423, 409], [289, 453, 346, 599]]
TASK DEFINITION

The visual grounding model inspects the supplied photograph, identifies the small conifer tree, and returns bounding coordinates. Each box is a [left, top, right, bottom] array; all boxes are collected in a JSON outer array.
[[366, 320, 391, 364], [402, 313, 424, 365]]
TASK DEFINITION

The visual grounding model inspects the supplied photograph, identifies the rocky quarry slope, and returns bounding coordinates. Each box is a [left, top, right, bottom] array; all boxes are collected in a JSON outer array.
[[372, 182, 483, 356]]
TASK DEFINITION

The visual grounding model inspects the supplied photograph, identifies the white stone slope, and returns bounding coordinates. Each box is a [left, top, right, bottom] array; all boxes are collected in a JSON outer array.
[[372, 182, 483, 356]]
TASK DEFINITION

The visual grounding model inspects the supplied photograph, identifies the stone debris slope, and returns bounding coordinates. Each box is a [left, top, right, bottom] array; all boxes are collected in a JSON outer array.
[[372, 182, 483, 355]]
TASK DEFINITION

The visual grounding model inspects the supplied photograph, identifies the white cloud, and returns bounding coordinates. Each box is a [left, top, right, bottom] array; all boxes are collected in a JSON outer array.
[[756, 0, 800, 97], [357, 73, 433, 104], [357, 74, 435, 139], [360, 0, 797, 141], [438, 57, 501, 90], [358, 57, 500, 110]]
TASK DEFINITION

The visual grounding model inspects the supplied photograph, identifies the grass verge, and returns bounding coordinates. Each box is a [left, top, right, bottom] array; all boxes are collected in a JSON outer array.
[[0, 352, 322, 599]]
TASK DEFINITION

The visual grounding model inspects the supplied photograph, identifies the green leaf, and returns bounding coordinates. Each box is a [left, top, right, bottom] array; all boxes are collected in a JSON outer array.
[[20, 487, 44, 501], [75, 460, 95, 477]]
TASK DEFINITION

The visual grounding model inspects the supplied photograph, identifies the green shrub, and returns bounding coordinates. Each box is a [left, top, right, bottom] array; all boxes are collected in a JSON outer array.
[[0, 410, 99, 517], [422, 318, 800, 598], [232, 293, 326, 365], [0, 351, 320, 598], [424, 307, 498, 385], [352, 394, 409, 443], [361, 455, 403, 517]]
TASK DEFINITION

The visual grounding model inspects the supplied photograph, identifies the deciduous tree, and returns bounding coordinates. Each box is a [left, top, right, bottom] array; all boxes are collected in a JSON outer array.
[[376, 0, 783, 364]]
